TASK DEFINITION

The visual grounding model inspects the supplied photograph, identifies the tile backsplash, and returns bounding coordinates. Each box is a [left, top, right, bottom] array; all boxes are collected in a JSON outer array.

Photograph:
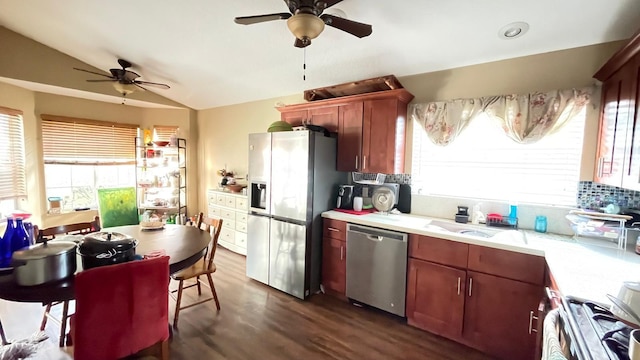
[[577, 181, 640, 210]]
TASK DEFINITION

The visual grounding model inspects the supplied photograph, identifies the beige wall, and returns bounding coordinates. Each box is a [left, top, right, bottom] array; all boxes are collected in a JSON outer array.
[[196, 94, 303, 213], [0, 81, 194, 229], [195, 41, 624, 216]]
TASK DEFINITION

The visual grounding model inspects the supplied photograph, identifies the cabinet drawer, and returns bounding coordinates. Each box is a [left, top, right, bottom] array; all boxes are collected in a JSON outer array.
[[323, 218, 347, 241], [235, 232, 247, 248], [236, 212, 248, 223], [409, 234, 468, 269], [215, 194, 225, 205], [236, 197, 247, 210], [207, 194, 216, 206], [236, 221, 247, 232], [467, 245, 545, 285], [223, 219, 236, 230], [220, 209, 235, 220], [219, 228, 235, 244], [208, 207, 220, 217], [225, 196, 236, 208]]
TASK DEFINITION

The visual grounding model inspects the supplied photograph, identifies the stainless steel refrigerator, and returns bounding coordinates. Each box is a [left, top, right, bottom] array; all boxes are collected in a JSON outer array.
[[246, 130, 343, 299]]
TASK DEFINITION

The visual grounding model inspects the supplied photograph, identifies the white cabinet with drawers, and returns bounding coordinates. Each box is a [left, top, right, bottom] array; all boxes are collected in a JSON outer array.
[[207, 189, 248, 255]]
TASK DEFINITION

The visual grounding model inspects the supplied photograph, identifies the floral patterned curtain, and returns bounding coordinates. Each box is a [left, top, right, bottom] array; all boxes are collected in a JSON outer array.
[[482, 87, 593, 144], [410, 99, 482, 146]]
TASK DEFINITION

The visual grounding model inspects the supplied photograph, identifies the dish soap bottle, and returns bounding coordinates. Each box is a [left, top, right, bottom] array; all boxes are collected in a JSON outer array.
[[508, 201, 518, 226]]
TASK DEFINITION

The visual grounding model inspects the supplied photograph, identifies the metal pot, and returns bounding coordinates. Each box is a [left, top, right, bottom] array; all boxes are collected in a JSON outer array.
[[79, 232, 138, 270], [11, 240, 77, 286]]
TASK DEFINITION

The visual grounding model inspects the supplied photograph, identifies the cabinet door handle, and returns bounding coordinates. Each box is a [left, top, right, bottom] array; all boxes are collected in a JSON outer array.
[[457, 277, 461, 295], [468, 278, 473, 297], [528, 311, 538, 334], [328, 227, 340, 233], [355, 156, 359, 170], [340, 246, 344, 260], [363, 155, 367, 170], [597, 156, 604, 178]]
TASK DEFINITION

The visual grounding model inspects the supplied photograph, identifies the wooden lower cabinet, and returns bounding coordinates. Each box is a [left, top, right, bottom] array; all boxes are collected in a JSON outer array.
[[462, 271, 542, 360], [406, 258, 466, 339], [322, 237, 346, 295]]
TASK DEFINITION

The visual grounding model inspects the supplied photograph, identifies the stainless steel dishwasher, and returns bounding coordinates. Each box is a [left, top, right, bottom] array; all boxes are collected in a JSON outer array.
[[346, 223, 408, 317]]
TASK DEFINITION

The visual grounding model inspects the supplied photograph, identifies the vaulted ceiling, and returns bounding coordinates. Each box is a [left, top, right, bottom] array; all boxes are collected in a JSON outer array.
[[1, 0, 639, 110]]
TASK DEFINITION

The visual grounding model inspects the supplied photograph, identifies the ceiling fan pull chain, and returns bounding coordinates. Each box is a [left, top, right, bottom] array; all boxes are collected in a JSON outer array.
[[303, 47, 307, 81]]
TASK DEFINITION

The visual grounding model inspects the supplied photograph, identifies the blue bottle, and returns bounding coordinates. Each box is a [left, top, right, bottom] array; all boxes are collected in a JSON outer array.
[[11, 217, 29, 252], [0, 234, 7, 268], [2, 218, 15, 267]]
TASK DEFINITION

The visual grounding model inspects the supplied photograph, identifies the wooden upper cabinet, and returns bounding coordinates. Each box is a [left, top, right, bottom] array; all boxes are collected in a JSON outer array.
[[280, 106, 339, 133], [278, 88, 414, 173], [622, 57, 640, 190], [362, 98, 406, 173], [308, 107, 339, 133], [593, 28, 640, 190], [594, 65, 633, 187], [280, 109, 308, 128], [337, 102, 364, 172]]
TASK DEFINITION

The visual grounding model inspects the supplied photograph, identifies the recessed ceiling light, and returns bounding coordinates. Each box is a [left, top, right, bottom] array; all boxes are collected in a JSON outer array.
[[498, 22, 529, 40]]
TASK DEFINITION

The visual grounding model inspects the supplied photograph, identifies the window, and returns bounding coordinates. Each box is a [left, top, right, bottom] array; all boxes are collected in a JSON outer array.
[[41, 115, 138, 212], [0, 107, 27, 218], [153, 126, 178, 141], [411, 109, 586, 206]]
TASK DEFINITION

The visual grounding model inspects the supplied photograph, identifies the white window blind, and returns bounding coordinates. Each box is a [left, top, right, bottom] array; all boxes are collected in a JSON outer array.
[[153, 126, 178, 141], [411, 110, 586, 206], [0, 107, 27, 200], [41, 115, 137, 164]]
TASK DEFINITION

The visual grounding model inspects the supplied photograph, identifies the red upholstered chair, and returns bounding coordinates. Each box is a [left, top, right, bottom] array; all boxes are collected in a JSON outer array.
[[71, 256, 170, 360]]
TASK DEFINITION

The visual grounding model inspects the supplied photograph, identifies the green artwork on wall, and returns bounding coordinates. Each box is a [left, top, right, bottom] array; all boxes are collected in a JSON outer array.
[[97, 187, 139, 228]]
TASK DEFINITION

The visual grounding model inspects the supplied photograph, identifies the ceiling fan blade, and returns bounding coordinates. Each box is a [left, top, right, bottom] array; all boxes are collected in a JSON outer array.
[[234, 13, 291, 25], [294, 38, 311, 48], [321, 14, 372, 38], [86, 79, 117, 82], [73, 68, 114, 79], [135, 80, 170, 89], [318, 0, 342, 10], [133, 83, 148, 91]]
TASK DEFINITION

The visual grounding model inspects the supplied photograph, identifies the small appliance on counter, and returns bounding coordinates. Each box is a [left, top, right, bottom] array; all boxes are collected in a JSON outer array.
[[336, 185, 354, 209], [455, 206, 469, 223]]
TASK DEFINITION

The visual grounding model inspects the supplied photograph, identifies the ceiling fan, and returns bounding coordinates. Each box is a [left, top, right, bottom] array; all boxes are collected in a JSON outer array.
[[234, 0, 372, 48], [73, 59, 170, 96]]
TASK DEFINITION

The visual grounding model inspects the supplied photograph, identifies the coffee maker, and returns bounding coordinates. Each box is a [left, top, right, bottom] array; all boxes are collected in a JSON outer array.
[[336, 185, 354, 209]]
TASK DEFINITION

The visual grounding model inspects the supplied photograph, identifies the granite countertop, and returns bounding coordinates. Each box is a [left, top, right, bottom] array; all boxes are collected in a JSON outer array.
[[322, 210, 640, 304]]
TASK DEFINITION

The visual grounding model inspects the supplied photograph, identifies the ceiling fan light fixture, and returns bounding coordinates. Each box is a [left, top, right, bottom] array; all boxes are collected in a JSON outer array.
[[113, 82, 136, 96], [287, 13, 325, 42]]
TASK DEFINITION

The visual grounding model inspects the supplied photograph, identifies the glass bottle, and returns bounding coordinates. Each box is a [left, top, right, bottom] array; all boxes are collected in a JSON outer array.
[[24, 221, 35, 245], [0, 233, 11, 268], [11, 217, 29, 252], [2, 217, 15, 266]]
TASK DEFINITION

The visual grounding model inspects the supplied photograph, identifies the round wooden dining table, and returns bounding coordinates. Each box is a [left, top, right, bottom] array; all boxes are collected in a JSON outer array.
[[0, 224, 211, 304]]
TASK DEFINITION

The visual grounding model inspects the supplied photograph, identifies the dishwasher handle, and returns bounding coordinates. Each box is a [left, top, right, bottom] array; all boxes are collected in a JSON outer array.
[[347, 224, 407, 242]]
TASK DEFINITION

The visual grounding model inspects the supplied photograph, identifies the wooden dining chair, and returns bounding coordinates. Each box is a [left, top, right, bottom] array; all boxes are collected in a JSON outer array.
[[70, 256, 170, 360], [34, 216, 100, 347], [171, 214, 223, 328]]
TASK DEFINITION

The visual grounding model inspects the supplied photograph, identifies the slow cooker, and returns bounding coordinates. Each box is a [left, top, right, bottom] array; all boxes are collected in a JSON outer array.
[[79, 232, 138, 269]]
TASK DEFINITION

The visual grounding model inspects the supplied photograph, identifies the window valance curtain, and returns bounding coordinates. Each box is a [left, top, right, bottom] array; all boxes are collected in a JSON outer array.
[[410, 86, 594, 146], [483, 87, 593, 144], [410, 99, 482, 146]]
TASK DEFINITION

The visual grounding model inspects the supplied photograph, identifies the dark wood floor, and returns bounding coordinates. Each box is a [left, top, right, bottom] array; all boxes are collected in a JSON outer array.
[[0, 247, 495, 359]]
